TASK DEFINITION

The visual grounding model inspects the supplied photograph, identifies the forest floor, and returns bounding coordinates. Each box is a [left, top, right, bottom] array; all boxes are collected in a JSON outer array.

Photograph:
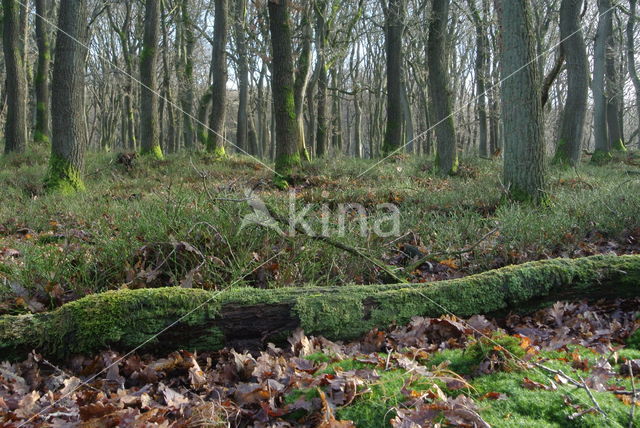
[[1, 148, 640, 426]]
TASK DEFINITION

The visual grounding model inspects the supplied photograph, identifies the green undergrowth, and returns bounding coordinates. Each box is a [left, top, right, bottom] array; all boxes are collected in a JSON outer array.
[[288, 342, 640, 428], [0, 148, 639, 305]]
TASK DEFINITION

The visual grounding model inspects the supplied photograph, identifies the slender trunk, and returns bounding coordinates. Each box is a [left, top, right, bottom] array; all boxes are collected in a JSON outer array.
[[592, 0, 612, 164], [196, 88, 213, 148], [628, 0, 640, 148], [207, 0, 228, 156], [3, 0, 28, 154], [34, 0, 51, 145], [179, 0, 196, 150], [234, 0, 249, 153], [381, 0, 405, 155], [468, 0, 489, 158], [140, 0, 163, 159], [401, 80, 414, 153], [606, 16, 625, 152], [428, 0, 458, 175], [554, 0, 589, 166], [315, 1, 329, 158], [160, 2, 176, 154], [293, 6, 312, 161]]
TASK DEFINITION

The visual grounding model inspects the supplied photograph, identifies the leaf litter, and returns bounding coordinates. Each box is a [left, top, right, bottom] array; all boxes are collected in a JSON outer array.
[[2, 298, 640, 426]]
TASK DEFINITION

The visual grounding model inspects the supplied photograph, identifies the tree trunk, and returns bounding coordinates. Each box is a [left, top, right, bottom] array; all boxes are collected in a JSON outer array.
[[234, 0, 249, 153], [45, 0, 88, 193], [206, 0, 229, 156], [179, 0, 196, 150], [401, 80, 414, 153], [140, 0, 163, 159], [268, 0, 301, 187], [315, 0, 329, 158], [3, 0, 28, 154], [428, 0, 458, 175], [606, 16, 625, 152], [627, 0, 640, 148], [468, 0, 489, 158], [2, 255, 639, 361], [497, 0, 547, 203], [554, 0, 589, 166], [293, 5, 313, 162], [196, 88, 213, 148], [34, 0, 51, 145], [592, 0, 613, 164], [160, 1, 176, 154], [381, 0, 405, 156]]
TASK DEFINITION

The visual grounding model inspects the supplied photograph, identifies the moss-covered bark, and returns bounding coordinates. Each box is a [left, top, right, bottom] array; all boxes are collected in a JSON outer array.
[[44, 153, 86, 194], [591, 149, 613, 165], [1, 254, 639, 361]]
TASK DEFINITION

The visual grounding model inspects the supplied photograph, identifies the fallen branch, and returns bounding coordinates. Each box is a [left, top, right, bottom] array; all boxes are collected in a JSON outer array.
[[247, 194, 405, 283], [1, 254, 639, 361], [405, 227, 499, 274]]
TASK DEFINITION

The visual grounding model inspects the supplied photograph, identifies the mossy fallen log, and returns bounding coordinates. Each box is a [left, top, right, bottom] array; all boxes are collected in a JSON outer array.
[[1, 254, 639, 361]]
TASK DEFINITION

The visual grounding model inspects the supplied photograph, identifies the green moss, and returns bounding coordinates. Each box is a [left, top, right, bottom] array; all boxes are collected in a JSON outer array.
[[472, 365, 637, 427], [206, 140, 226, 158], [612, 139, 627, 152], [33, 130, 49, 145], [140, 46, 156, 64], [591, 149, 613, 165], [275, 152, 301, 188], [552, 139, 571, 166], [1, 255, 639, 360], [44, 153, 86, 194], [291, 255, 640, 342], [627, 328, 640, 350], [285, 87, 296, 121], [506, 184, 550, 206], [141, 144, 164, 160]]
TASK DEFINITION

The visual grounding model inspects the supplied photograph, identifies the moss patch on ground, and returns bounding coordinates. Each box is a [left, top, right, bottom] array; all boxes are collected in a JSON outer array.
[[292, 344, 640, 428]]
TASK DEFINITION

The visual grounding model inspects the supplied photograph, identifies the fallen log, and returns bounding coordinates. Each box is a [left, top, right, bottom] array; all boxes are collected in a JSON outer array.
[[1, 254, 639, 361]]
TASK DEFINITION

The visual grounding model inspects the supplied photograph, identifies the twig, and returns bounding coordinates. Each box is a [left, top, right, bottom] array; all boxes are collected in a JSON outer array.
[[568, 407, 598, 420], [256, 200, 406, 283], [578, 374, 609, 420], [405, 227, 499, 274]]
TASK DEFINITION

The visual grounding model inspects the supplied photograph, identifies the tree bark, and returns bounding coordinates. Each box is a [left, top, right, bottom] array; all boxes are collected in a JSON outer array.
[[428, 0, 458, 175], [627, 0, 640, 148], [45, 0, 88, 193], [554, 0, 589, 166], [179, 0, 196, 150], [34, 0, 51, 146], [3, 0, 28, 154], [467, 0, 489, 158], [1, 255, 639, 361], [381, 0, 405, 156], [293, 5, 313, 162], [592, 0, 613, 164], [234, 0, 249, 153], [140, 0, 163, 159], [268, 0, 301, 187], [606, 15, 625, 152], [206, 0, 229, 156], [315, 0, 329, 158], [497, 0, 546, 203]]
